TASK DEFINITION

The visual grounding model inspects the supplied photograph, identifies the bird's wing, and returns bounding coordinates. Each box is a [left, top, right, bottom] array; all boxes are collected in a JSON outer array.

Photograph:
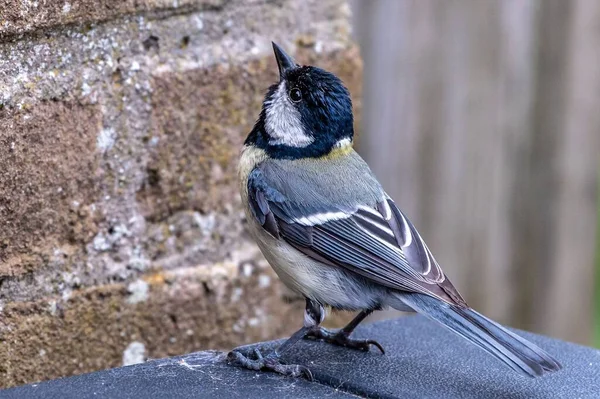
[[247, 168, 466, 306]]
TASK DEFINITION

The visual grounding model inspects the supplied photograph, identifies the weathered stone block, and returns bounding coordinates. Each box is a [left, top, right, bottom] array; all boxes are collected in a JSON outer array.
[[0, 0, 226, 38], [0, 102, 102, 278], [0, 244, 304, 388]]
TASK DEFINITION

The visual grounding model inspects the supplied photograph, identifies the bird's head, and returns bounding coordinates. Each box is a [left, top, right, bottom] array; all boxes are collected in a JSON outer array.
[[245, 42, 354, 159]]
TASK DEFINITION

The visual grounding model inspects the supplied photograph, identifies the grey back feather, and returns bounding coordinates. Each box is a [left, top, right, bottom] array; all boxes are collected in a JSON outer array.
[[258, 150, 384, 218]]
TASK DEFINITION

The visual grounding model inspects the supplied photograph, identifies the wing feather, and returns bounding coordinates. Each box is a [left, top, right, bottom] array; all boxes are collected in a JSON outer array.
[[248, 167, 466, 306]]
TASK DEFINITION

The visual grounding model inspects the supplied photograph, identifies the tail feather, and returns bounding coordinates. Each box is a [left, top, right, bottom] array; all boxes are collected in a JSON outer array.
[[457, 307, 561, 372], [396, 293, 562, 377]]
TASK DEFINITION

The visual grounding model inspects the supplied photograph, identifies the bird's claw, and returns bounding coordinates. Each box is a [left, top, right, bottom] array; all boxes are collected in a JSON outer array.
[[227, 349, 313, 380], [304, 327, 385, 354]]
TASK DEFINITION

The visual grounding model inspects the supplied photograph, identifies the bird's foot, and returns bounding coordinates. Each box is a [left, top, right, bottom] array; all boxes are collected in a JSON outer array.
[[304, 327, 385, 354], [227, 348, 313, 380]]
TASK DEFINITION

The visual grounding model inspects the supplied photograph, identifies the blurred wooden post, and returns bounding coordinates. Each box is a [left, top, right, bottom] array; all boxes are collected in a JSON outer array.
[[531, 0, 600, 343], [353, 0, 599, 344]]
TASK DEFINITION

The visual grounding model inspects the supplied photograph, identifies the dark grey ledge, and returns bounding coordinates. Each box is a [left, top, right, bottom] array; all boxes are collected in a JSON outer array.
[[4, 315, 600, 399]]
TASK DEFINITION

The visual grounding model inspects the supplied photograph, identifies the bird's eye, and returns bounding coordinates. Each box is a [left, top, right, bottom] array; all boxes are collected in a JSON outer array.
[[289, 87, 302, 103]]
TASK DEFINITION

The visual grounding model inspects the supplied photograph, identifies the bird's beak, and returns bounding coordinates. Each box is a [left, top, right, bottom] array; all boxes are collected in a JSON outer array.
[[272, 42, 297, 80]]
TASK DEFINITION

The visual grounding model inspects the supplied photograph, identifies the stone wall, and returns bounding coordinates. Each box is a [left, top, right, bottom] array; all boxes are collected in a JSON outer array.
[[0, 0, 361, 387]]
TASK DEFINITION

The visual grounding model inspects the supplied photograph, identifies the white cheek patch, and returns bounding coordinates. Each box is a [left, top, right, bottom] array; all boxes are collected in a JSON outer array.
[[265, 81, 314, 147]]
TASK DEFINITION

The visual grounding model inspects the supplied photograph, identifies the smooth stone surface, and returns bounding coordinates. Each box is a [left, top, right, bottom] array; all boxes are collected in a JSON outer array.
[[4, 315, 600, 398]]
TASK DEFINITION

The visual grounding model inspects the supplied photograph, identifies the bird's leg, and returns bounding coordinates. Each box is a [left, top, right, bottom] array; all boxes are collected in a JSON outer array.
[[227, 326, 313, 379], [227, 298, 324, 380], [304, 309, 385, 354]]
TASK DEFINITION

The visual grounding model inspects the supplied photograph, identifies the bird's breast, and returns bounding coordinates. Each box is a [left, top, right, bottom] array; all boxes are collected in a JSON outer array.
[[237, 145, 385, 310]]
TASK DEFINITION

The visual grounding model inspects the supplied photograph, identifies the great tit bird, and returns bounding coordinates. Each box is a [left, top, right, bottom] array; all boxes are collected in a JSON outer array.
[[228, 42, 561, 379]]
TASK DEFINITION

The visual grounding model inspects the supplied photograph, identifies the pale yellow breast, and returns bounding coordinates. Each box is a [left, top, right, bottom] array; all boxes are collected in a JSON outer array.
[[238, 145, 268, 200], [237, 145, 350, 302]]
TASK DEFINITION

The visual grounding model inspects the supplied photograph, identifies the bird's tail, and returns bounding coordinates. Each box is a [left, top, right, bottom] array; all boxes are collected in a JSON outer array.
[[394, 292, 562, 377]]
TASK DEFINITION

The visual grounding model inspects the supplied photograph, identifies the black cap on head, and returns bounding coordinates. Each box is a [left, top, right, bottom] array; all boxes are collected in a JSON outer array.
[[245, 43, 354, 159], [272, 42, 297, 79]]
